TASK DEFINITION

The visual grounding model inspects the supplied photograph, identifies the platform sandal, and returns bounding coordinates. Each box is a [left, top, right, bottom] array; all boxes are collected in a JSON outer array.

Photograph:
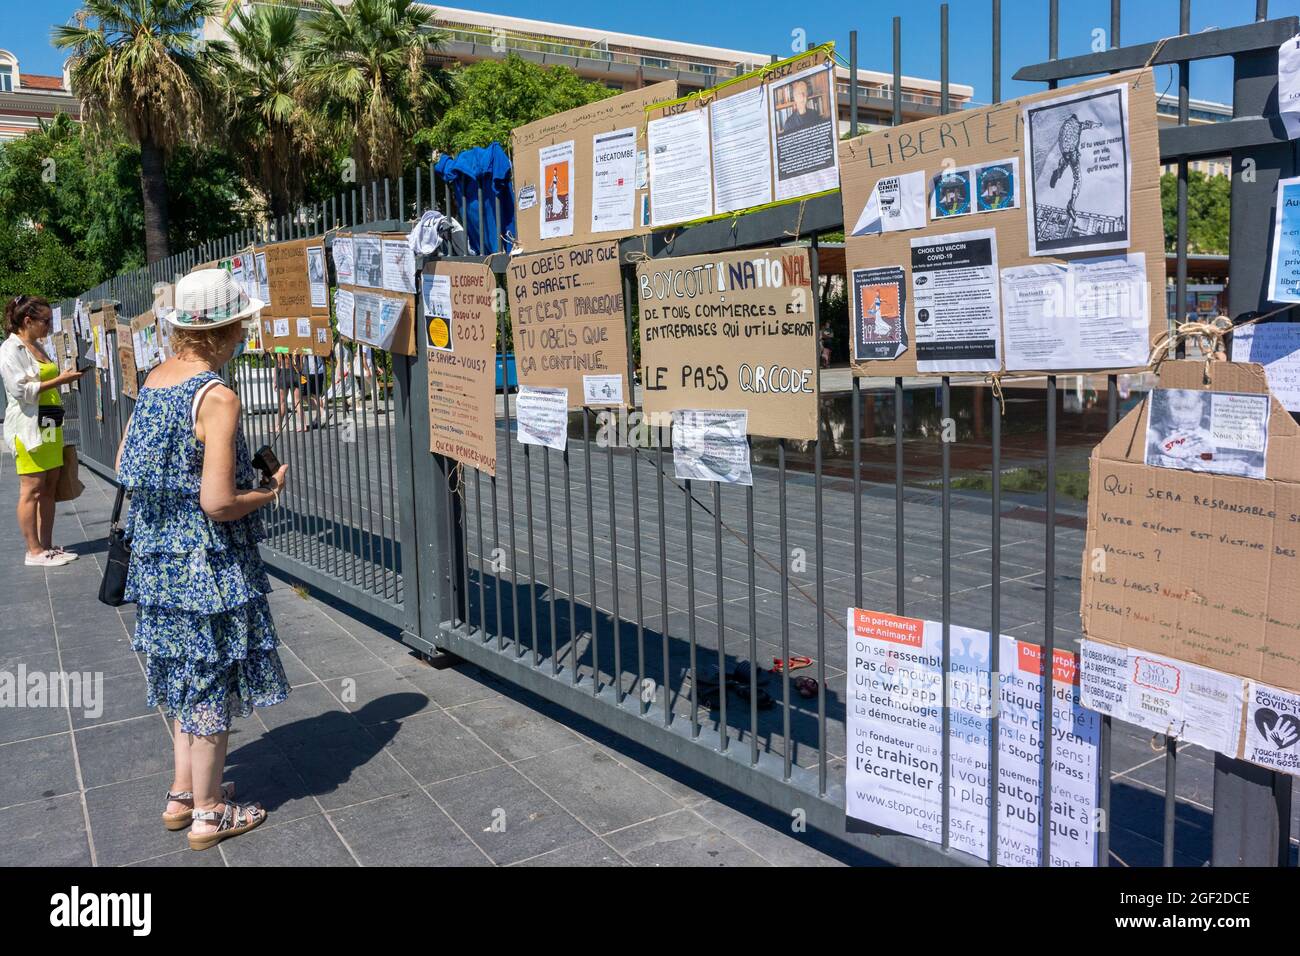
[[188, 800, 266, 851], [162, 782, 235, 831]]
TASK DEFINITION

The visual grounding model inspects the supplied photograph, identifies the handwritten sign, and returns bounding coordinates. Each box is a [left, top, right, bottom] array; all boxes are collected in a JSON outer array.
[[506, 239, 628, 408], [636, 247, 818, 439], [1081, 361, 1300, 691], [424, 262, 498, 475]]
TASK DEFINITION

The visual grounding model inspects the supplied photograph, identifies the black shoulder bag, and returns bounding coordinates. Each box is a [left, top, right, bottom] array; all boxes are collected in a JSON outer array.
[[98, 485, 131, 607]]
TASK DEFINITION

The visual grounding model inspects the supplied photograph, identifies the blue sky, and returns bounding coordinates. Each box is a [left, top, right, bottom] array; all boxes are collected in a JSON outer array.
[[6, 0, 1278, 105]]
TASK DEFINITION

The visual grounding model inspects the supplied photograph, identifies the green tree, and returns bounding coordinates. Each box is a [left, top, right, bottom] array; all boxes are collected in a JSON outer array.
[[0, 114, 251, 283], [1161, 169, 1230, 254], [54, 0, 234, 264], [0, 224, 102, 302], [298, 0, 450, 181], [420, 55, 616, 154], [224, 3, 325, 220]]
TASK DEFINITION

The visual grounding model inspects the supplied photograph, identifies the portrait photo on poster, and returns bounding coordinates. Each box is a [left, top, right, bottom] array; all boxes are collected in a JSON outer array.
[[768, 62, 839, 202], [1024, 83, 1130, 255], [1143, 387, 1270, 480], [851, 266, 908, 361]]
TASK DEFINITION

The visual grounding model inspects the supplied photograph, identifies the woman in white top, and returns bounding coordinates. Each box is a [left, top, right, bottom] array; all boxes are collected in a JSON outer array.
[[1, 295, 85, 566]]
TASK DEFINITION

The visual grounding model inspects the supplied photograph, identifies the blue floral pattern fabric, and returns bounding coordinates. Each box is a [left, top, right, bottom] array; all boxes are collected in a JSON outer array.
[[118, 371, 288, 735]]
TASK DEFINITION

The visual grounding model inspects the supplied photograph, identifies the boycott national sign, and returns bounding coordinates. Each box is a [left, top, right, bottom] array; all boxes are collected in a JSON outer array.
[[506, 240, 628, 409], [636, 247, 819, 440], [845, 608, 1101, 866], [423, 261, 499, 476]]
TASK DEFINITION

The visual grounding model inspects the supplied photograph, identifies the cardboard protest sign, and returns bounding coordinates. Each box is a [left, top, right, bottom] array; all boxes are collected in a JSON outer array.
[[511, 82, 677, 254], [423, 261, 499, 476], [1081, 360, 1300, 692], [114, 316, 139, 399], [506, 240, 628, 408], [839, 69, 1166, 377], [636, 246, 818, 439], [645, 45, 838, 230], [332, 232, 418, 356]]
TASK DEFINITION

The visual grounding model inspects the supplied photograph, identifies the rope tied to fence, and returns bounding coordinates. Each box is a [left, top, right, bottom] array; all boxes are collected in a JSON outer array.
[[1147, 301, 1297, 382], [783, 200, 808, 241], [984, 372, 1007, 415]]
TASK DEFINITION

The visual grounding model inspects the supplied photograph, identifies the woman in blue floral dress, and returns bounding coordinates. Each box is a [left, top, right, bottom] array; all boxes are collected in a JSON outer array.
[[116, 269, 290, 851]]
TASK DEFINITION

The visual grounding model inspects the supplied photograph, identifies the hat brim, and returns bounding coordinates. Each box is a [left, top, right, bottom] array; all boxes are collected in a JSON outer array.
[[161, 297, 265, 329]]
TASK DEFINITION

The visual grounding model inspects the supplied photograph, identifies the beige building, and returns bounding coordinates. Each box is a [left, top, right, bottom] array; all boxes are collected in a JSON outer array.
[[0, 49, 79, 141], [210, 2, 973, 129]]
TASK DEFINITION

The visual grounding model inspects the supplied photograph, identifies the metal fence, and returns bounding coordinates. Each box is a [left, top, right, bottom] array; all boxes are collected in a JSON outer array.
[[63, 1, 1298, 867]]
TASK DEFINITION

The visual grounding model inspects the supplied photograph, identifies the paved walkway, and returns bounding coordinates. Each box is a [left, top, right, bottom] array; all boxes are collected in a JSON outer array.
[[0, 464, 866, 867]]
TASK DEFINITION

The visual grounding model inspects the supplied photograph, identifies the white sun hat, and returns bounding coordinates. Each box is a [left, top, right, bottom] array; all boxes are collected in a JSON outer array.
[[161, 268, 266, 329]]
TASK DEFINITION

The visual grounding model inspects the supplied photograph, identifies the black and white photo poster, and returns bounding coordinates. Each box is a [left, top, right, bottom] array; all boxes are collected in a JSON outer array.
[[306, 245, 327, 308], [672, 409, 752, 486], [768, 63, 840, 202], [1143, 388, 1270, 479], [1023, 82, 1130, 255], [909, 229, 1001, 373], [1244, 682, 1300, 775]]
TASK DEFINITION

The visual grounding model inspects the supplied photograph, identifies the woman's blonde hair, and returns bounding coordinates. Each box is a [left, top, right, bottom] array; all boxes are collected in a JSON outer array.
[[169, 320, 243, 361]]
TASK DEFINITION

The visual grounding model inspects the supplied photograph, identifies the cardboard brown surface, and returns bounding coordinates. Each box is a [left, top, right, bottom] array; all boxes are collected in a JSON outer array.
[[336, 286, 417, 356], [1081, 360, 1300, 692], [114, 316, 139, 399], [636, 246, 819, 440], [839, 69, 1167, 378], [506, 240, 628, 408], [644, 46, 837, 229], [511, 82, 677, 254], [423, 261, 498, 476]]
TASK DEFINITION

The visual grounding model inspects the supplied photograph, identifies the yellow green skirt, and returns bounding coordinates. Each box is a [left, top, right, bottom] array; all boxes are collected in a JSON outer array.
[[14, 431, 63, 476]]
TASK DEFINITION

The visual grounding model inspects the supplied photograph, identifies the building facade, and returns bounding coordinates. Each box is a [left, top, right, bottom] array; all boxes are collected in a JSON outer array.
[[0, 49, 79, 141], [208, 2, 973, 130]]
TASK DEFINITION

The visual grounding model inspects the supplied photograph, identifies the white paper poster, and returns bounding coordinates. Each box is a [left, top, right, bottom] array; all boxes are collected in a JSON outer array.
[[710, 85, 773, 215], [332, 237, 355, 286], [845, 609, 1101, 866], [539, 140, 576, 241], [353, 234, 383, 289], [582, 373, 623, 407], [1144, 388, 1269, 479], [256, 253, 270, 302], [1231, 322, 1300, 412], [296, 317, 312, 339], [1080, 640, 1245, 756], [647, 110, 713, 228], [672, 409, 752, 486], [1267, 175, 1300, 303], [1279, 33, 1300, 140], [1023, 82, 1131, 256], [1242, 681, 1300, 775], [591, 127, 638, 234], [334, 289, 355, 340], [51, 306, 62, 334], [516, 385, 569, 451], [382, 239, 415, 294], [273, 318, 290, 338], [768, 62, 840, 202], [1001, 253, 1149, 371], [851, 171, 927, 237], [909, 229, 1001, 373], [306, 245, 328, 308]]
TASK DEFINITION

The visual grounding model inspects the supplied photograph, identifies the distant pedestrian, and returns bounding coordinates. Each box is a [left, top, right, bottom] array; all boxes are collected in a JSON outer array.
[[116, 269, 290, 851], [2, 295, 85, 566]]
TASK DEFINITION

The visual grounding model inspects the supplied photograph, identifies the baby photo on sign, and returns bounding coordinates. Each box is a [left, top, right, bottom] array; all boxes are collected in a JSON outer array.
[[1143, 387, 1269, 480], [1024, 83, 1130, 255], [851, 266, 907, 361]]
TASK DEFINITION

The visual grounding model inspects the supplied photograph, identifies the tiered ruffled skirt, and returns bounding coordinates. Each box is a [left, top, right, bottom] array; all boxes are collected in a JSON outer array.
[[124, 489, 290, 736]]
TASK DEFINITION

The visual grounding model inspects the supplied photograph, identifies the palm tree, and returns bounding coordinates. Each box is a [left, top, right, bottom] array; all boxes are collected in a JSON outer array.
[[298, 0, 449, 183], [224, 3, 319, 221], [54, 0, 233, 264]]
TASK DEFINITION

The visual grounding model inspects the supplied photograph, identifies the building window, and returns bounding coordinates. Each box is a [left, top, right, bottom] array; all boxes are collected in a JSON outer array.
[[641, 56, 669, 71], [689, 63, 716, 78], [0, 66, 12, 93]]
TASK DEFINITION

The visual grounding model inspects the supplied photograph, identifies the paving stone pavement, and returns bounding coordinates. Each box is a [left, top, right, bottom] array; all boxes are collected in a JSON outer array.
[[0, 463, 872, 867]]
